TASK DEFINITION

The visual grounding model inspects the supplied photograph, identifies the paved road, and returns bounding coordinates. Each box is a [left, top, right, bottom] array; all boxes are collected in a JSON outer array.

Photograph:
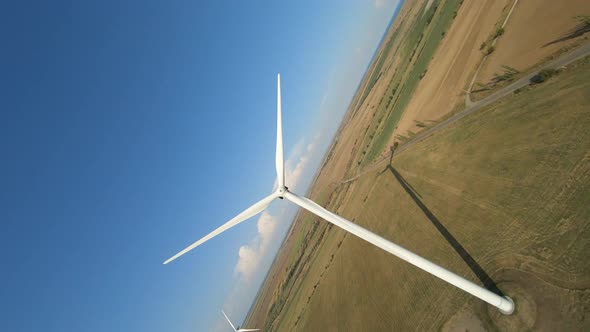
[[340, 42, 590, 184]]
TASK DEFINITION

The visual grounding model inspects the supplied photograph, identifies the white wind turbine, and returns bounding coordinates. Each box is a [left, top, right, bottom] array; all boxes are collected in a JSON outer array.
[[164, 74, 514, 315], [222, 310, 259, 332]]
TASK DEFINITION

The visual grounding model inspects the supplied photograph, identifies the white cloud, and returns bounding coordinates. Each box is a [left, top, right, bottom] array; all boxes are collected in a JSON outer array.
[[234, 136, 319, 281], [234, 245, 258, 280], [257, 210, 277, 242], [374, 0, 386, 9], [234, 210, 278, 281], [272, 137, 318, 192], [284, 138, 317, 192]]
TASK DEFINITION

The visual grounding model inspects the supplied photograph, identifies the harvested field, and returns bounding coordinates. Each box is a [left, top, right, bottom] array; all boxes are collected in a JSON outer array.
[[395, 0, 509, 139], [478, 0, 590, 84], [318, 0, 467, 175]]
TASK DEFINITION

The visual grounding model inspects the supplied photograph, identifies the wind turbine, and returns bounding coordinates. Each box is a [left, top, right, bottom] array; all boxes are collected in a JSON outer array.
[[221, 310, 259, 332], [164, 74, 514, 315]]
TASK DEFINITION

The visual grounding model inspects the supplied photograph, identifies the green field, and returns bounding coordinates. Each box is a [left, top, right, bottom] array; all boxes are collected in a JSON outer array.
[[254, 56, 590, 330], [355, 27, 402, 112], [362, 0, 465, 164]]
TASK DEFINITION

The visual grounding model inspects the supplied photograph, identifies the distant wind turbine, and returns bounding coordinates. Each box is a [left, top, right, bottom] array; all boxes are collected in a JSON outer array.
[[164, 74, 514, 315], [222, 310, 259, 332]]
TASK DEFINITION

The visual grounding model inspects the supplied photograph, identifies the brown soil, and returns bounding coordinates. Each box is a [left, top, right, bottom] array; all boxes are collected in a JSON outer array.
[[395, 0, 510, 138], [478, 0, 590, 84], [313, 0, 424, 185]]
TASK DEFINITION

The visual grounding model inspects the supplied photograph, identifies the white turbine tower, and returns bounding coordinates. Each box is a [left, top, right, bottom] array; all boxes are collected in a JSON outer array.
[[221, 310, 259, 332], [164, 74, 515, 315]]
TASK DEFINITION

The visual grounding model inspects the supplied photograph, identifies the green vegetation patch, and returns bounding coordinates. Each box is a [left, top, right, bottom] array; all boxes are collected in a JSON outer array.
[[364, 0, 465, 163], [357, 28, 402, 108]]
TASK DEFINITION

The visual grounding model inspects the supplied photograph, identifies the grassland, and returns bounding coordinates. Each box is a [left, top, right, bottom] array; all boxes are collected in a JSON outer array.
[[247, 53, 590, 330]]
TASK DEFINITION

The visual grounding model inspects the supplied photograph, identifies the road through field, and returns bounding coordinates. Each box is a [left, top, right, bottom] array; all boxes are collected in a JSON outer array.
[[465, 0, 519, 106], [341, 42, 590, 184]]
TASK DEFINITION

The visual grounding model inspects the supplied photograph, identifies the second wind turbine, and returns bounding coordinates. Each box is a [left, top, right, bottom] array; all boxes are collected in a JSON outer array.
[[163, 74, 515, 315]]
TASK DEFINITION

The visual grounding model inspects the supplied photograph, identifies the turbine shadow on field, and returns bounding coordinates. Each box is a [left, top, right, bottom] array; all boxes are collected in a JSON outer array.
[[542, 20, 590, 48], [382, 152, 504, 296]]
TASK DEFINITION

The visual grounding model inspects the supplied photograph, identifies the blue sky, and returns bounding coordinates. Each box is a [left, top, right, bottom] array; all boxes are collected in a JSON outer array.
[[1, 1, 401, 330]]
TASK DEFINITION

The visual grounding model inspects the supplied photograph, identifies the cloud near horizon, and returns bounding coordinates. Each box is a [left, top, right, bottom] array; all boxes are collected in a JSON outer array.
[[373, 0, 386, 9], [234, 210, 277, 280], [234, 136, 318, 281]]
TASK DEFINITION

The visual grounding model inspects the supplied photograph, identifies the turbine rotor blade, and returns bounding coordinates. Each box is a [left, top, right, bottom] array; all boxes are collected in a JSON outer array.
[[283, 191, 514, 314], [238, 329, 260, 332], [163, 193, 278, 264], [276, 73, 285, 188], [222, 310, 237, 331]]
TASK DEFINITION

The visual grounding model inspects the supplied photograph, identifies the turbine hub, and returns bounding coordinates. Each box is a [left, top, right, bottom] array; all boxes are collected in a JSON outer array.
[[277, 186, 288, 199]]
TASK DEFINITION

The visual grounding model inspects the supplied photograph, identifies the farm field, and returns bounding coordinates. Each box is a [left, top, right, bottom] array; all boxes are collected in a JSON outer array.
[[326, 0, 467, 171], [477, 0, 590, 85], [244, 0, 590, 330], [394, 0, 509, 140], [396, 0, 590, 143]]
